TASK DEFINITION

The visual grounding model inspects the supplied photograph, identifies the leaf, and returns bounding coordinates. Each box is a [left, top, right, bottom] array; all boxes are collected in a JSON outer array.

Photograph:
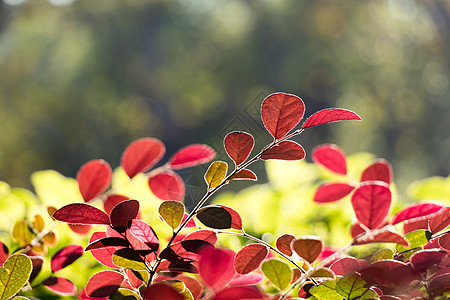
[[335, 274, 377, 300], [359, 260, 418, 286], [330, 257, 360, 276], [0, 242, 8, 266], [302, 108, 361, 130], [143, 283, 184, 300], [68, 224, 91, 235], [103, 194, 130, 216], [183, 230, 218, 245], [110, 199, 140, 232], [410, 249, 447, 273], [428, 273, 450, 294], [160, 240, 214, 261], [53, 203, 110, 225], [312, 144, 347, 175], [77, 159, 112, 202], [224, 131, 255, 166], [234, 244, 268, 275], [42, 276, 76, 296], [112, 248, 147, 271], [86, 270, 124, 298], [128, 219, 159, 252], [89, 232, 120, 269], [291, 236, 323, 264], [230, 273, 264, 287], [310, 279, 343, 300], [0, 254, 32, 300], [260, 140, 305, 161], [391, 202, 444, 225], [261, 93, 305, 140], [396, 229, 431, 258], [110, 288, 140, 300], [159, 200, 185, 229], [353, 228, 409, 247], [276, 234, 295, 257], [31, 214, 45, 232], [12, 221, 34, 247], [199, 248, 236, 288], [360, 159, 393, 185], [174, 275, 203, 300], [228, 169, 257, 181], [51, 245, 83, 272], [212, 286, 265, 300], [351, 181, 391, 230], [196, 205, 232, 229], [123, 269, 147, 289], [148, 171, 185, 201], [429, 206, 450, 234], [204, 161, 227, 189], [439, 232, 450, 250], [181, 213, 197, 228], [370, 248, 394, 263], [217, 205, 242, 230], [85, 237, 129, 251], [261, 258, 292, 291], [313, 182, 355, 203], [169, 144, 216, 170], [121, 137, 165, 179]]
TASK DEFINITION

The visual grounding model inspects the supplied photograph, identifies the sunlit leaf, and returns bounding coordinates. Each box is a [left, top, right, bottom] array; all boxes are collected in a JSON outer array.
[[310, 268, 335, 279], [312, 144, 347, 175], [121, 137, 165, 179], [330, 257, 360, 276], [391, 202, 444, 225], [230, 273, 264, 287], [183, 230, 218, 245], [228, 169, 257, 181], [77, 159, 112, 202], [359, 260, 418, 286], [429, 206, 450, 234], [310, 279, 343, 300], [0, 242, 8, 266], [234, 244, 268, 275], [51, 245, 83, 272], [0, 254, 32, 300], [212, 286, 265, 300], [143, 283, 184, 300], [53, 203, 110, 225], [196, 205, 232, 229], [112, 248, 147, 271], [128, 219, 159, 252], [199, 248, 235, 288], [160, 240, 214, 261], [261, 258, 292, 291], [12, 220, 34, 247], [396, 229, 430, 258], [159, 200, 185, 230], [224, 131, 255, 166], [353, 228, 409, 247], [314, 182, 355, 203], [109, 199, 140, 232], [68, 224, 91, 235], [42, 276, 76, 296], [260, 140, 305, 161], [175, 275, 203, 300], [439, 232, 450, 250], [103, 194, 130, 216], [110, 288, 140, 300], [148, 171, 185, 201], [276, 234, 295, 257], [216, 205, 242, 230], [89, 232, 120, 269], [85, 237, 129, 251], [291, 236, 323, 264], [169, 144, 216, 170], [204, 161, 227, 189], [31, 214, 45, 233], [410, 249, 447, 273], [336, 274, 378, 300], [42, 231, 57, 246], [302, 108, 361, 130], [360, 159, 392, 185], [370, 248, 394, 263], [85, 270, 124, 298]]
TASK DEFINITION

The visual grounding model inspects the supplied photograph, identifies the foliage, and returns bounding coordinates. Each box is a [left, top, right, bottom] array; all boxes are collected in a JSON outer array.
[[0, 93, 449, 299]]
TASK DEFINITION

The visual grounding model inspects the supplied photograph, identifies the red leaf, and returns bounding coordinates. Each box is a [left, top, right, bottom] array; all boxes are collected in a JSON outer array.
[[439, 232, 450, 251], [260, 140, 305, 161], [148, 171, 185, 201], [42, 276, 76, 296], [313, 182, 355, 203], [428, 273, 450, 293], [51, 245, 84, 272], [103, 194, 130, 216], [160, 240, 214, 261], [224, 132, 255, 166], [391, 202, 444, 225], [234, 244, 268, 275], [175, 275, 203, 300], [85, 270, 124, 298], [276, 234, 295, 256], [302, 108, 361, 130], [261, 93, 305, 140], [128, 219, 159, 251], [169, 144, 216, 169], [0, 241, 9, 266], [199, 247, 236, 288], [121, 137, 165, 179], [429, 206, 450, 234], [182, 212, 197, 228], [410, 249, 447, 273], [360, 159, 393, 185], [291, 236, 323, 264], [312, 144, 347, 175], [351, 182, 391, 230], [89, 232, 120, 269], [353, 229, 409, 246], [144, 283, 184, 300], [85, 237, 129, 251], [77, 159, 112, 202], [124, 269, 144, 289], [109, 199, 140, 231], [183, 230, 218, 245], [228, 169, 257, 181], [230, 273, 264, 287], [359, 260, 418, 286], [217, 205, 243, 230], [53, 203, 110, 225], [212, 286, 265, 300], [330, 257, 360, 276], [68, 224, 91, 235], [350, 222, 366, 238]]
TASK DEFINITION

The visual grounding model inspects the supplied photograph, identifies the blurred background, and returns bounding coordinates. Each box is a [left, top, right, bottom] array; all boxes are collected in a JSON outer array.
[[0, 0, 449, 192]]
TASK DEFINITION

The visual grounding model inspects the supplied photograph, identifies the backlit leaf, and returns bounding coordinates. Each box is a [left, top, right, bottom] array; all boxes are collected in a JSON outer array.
[[51, 245, 83, 272], [77, 159, 112, 202], [112, 248, 147, 271], [217, 205, 242, 230], [353, 228, 409, 247], [310, 279, 343, 300], [370, 248, 394, 263], [276, 234, 295, 256], [129, 219, 159, 251], [330, 257, 360, 276], [68, 224, 91, 235], [410, 249, 447, 273], [183, 230, 218, 245], [336, 274, 377, 300], [234, 244, 268, 275], [169, 144, 216, 170], [103, 195, 130, 216], [196, 206, 232, 229], [204, 161, 227, 189], [85, 237, 129, 251], [160, 240, 214, 261], [261, 93, 305, 140], [302, 108, 361, 130], [0, 254, 32, 300], [12, 220, 34, 247], [89, 232, 120, 269], [121, 138, 165, 179], [260, 140, 305, 161], [199, 248, 236, 288], [391, 202, 444, 225], [148, 171, 185, 201], [360, 159, 393, 184], [351, 182, 391, 230], [175, 275, 203, 300], [291, 236, 323, 264], [312, 144, 347, 175], [439, 232, 450, 250], [313, 182, 355, 203], [53, 203, 110, 225], [110, 199, 140, 232], [110, 288, 140, 300], [224, 131, 255, 166], [396, 229, 430, 259], [429, 206, 450, 234], [230, 273, 264, 287], [143, 283, 184, 300], [261, 258, 292, 291], [0, 242, 8, 266], [212, 286, 265, 300], [86, 270, 124, 298], [228, 169, 257, 181], [31, 214, 45, 232], [42, 276, 76, 296], [359, 260, 417, 286], [159, 200, 185, 229]]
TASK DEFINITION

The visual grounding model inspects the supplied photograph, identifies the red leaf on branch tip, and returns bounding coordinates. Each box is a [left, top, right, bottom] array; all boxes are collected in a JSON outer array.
[[353, 229, 409, 246], [291, 236, 323, 264], [53, 203, 110, 225], [391, 202, 444, 225], [68, 224, 91, 235], [148, 171, 185, 201], [234, 244, 268, 275], [0, 241, 9, 266], [128, 219, 159, 251], [351, 182, 391, 230], [361, 159, 393, 184], [183, 230, 218, 245], [121, 137, 165, 179], [330, 257, 360, 276], [109, 199, 140, 232], [77, 159, 112, 202], [103, 194, 130, 216], [89, 232, 120, 269], [42, 276, 76, 296], [314, 182, 355, 203], [261, 93, 305, 140], [217, 205, 243, 230], [302, 108, 361, 130], [144, 283, 185, 300], [169, 144, 216, 169], [51, 245, 84, 272], [276, 234, 296, 256], [199, 247, 236, 288], [410, 249, 447, 273], [224, 131, 255, 166], [228, 169, 257, 181], [85, 270, 124, 298], [429, 206, 450, 234], [260, 140, 305, 161], [212, 286, 266, 300], [312, 144, 347, 175]]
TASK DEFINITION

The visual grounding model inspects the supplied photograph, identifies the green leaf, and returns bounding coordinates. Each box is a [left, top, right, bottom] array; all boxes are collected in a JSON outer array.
[[310, 279, 343, 300], [204, 161, 227, 189], [110, 288, 140, 300], [159, 201, 185, 229], [396, 229, 430, 258], [261, 258, 292, 291], [0, 254, 32, 300], [12, 221, 34, 247], [196, 206, 232, 229], [335, 274, 378, 300], [371, 248, 394, 263], [112, 249, 147, 271]]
